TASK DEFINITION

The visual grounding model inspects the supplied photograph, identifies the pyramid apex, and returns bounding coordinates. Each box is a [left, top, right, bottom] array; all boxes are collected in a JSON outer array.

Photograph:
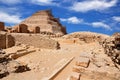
[[32, 9, 52, 16]]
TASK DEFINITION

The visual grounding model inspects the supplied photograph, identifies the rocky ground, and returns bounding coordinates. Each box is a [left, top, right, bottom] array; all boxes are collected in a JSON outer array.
[[0, 32, 120, 80]]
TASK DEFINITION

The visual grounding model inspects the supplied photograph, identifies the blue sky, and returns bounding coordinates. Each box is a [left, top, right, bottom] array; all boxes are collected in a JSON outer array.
[[0, 0, 120, 35]]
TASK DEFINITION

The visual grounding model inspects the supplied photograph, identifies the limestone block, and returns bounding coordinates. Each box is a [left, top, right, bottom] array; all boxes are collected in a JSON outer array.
[[0, 22, 4, 31], [10, 49, 36, 59], [72, 66, 86, 73], [0, 32, 15, 49], [76, 57, 90, 68], [79, 52, 93, 58], [69, 72, 81, 80]]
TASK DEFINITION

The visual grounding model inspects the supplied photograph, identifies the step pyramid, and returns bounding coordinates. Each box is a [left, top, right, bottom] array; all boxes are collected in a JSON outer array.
[[13, 10, 67, 35]]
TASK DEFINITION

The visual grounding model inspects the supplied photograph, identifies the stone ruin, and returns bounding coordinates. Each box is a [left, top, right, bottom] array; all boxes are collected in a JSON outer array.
[[12, 10, 67, 35], [102, 33, 120, 66], [0, 48, 30, 79], [62, 32, 109, 44], [0, 22, 4, 31], [0, 32, 15, 49], [13, 24, 28, 33], [11, 33, 60, 49]]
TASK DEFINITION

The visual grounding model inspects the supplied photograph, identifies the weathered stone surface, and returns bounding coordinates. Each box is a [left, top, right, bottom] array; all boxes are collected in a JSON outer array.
[[0, 64, 9, 79], [80, 70, 120, 80], [33, 26, 40, 33], [7, 61, 29, 73], [69, 72, 81, 80], [13, 10, 67, 35], [0, 49, 30, 79], [102, 32, 120, 65], [63, 32, 109, 43], [12, 33, 60, 49], [0, 32, 15, 49], [0, 22, 4, 31], [18, 24, 28, 33], [72, 66, 86, 73], [79, 52, 93, 58], [76, 57, 90, 68], [10, 49, 36, 59]]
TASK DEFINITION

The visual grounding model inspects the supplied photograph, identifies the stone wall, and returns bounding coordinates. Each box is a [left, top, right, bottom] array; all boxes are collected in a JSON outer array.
[[11, 33, 60, 49], [0, 22, 4, 31], [0, 32, 6, 49], [0, 32, 15, 49], [63, 32, 109, 43], [18, 24, 28, 33], [102, 33, 120, 65]]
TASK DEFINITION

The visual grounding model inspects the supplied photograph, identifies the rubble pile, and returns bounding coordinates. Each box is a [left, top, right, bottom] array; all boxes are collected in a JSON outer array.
[[102, 33, 120, 65], [0, 49, 30, 79], [63, 32, 109, 43], [70, 50, 120, 80]]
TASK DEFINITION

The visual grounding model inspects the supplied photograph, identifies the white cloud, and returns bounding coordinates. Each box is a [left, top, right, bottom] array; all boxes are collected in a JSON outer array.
[[92, 22, 112, 30], [60, 16, 83, 24], [69, 0, 117, 12], [0, 0, 21, 5], [31, 0, 58, 6], [112, 16, 120, 22], [0, 12, 23, 24]]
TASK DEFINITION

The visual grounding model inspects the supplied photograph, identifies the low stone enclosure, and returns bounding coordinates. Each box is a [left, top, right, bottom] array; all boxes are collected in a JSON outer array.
[[11, 33, 60, 49], [0, 32, 15, 49]]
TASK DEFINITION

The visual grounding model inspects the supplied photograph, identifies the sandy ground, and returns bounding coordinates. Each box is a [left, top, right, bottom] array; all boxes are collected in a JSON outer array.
[[1, 42, 105, 80]]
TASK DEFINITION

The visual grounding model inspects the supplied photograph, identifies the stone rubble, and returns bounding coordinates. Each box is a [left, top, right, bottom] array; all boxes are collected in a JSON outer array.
[[69, 46, 120, 80], [0, 48, 30, 79], [101, 33, 120, 68]]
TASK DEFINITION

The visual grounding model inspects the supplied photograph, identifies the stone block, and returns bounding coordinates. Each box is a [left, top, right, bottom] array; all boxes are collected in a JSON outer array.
[[17, 24, 28, 33], [69, 72, 81, 80], [0, 22, 4, 31], [0, 32, 15, 49], [72, 66, 86, 73], [76, 57, 90, 68], [79, 52, 93, 58]]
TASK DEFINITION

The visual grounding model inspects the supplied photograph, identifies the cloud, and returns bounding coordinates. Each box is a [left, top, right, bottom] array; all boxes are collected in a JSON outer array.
[[92, 22, 112, 30], [0, 11, 23, 25], [0, 0, 21, 5], [112, 16, 120, 22], [31, 0, 58, 6], [69, 0, 117, 12], [60, 16, 83, 24]]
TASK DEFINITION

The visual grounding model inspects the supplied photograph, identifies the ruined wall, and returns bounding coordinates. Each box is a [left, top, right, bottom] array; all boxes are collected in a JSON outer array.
[[63, 32, 109, 43], [0, 32, 15, 49], [11, 33, 60, 49], [0, 32, 6, 49], [33, 26, 40, 33], [102, 33, 120, 65], [0, 22, 4, 31], [18, 24, 28, 33]]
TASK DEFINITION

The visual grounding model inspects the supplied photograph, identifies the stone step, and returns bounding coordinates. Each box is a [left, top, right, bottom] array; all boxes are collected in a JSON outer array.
[[72, 66, 86, 73], [75, 57, 90, 68]]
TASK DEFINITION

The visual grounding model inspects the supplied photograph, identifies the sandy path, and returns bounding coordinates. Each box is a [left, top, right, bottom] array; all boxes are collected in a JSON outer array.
[[2, 43, 99, 80]]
